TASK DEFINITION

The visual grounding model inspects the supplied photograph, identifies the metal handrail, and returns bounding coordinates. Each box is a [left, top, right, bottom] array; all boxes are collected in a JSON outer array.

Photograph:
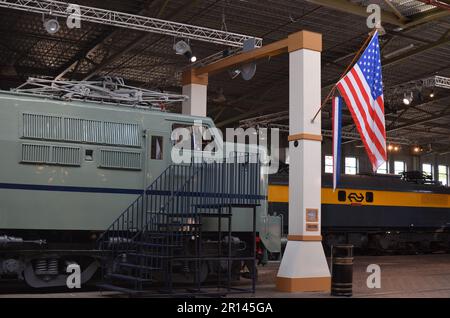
[[97, 153, 261, 252], [96, 165, 173, 249]]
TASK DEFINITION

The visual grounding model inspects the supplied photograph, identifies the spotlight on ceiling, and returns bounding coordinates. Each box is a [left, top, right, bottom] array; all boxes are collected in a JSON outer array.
[[402, 92, 413, 105], [228, 69, 241, 79], [173, 40, 196, 63], [413, 146, 421, 153], [388, 144, 394, 151], [429, 90, 435, 98], [43, 18, 60, 34]]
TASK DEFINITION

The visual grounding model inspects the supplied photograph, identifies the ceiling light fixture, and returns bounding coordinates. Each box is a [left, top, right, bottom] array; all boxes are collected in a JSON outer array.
[[173, 40, 197, 63], [228, 69, 241, 79], [402, 92, 413, 105], [43, 18, 60, 34]]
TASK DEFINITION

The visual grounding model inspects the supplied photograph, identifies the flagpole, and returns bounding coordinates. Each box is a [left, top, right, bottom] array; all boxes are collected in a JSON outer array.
[[311, 29, 377, 123]]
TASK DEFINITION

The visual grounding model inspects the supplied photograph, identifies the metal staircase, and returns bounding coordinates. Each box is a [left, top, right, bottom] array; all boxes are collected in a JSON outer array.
[[96, 153, 262, 296]]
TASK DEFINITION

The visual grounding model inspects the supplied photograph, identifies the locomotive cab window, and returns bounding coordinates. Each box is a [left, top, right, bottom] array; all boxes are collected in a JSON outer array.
[[151, 136, 163, 160]]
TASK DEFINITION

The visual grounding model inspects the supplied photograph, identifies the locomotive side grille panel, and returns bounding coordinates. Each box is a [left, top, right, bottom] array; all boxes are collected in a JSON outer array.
[[64, 118, 103, 144], [21, 143, 51, 163], [64, 117, 83, 142], [52, 146, 81, 166], [99, 149, 141, 170], [84, 120, 103, 143], [103, 122, 140, 147], [21, 144, 81, 166], [23, 113, 63, 140], [23, 113, 140, 148]]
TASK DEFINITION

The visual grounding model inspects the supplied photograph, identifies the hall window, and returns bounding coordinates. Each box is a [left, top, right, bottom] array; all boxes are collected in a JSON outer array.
[[422, 163, 433, 178], [438, 165, 448, 186], [394, 161, 406, 175], [324, 155, 333, 174], [377, 161, 388, 174], [345, 157, 358, 175]]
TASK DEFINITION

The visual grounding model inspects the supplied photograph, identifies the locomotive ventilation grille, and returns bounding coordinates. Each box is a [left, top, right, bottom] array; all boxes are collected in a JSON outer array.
[[22, 113, 141, 148], [21, 143, 81, 166], [99, 149, 142, 170]]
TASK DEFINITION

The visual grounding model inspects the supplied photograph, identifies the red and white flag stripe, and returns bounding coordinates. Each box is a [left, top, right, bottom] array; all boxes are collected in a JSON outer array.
[[337, 64, 387, 171]]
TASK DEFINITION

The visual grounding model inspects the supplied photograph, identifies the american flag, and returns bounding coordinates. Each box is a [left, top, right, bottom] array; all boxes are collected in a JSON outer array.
[[336, 31, 387, 172]]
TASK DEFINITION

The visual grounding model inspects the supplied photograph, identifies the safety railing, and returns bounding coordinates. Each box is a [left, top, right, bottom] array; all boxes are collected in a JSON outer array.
[[97, 152, 262, 252]]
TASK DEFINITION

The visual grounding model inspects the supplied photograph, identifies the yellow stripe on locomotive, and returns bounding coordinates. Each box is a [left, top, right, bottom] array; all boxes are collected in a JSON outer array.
[[268, 185, 450, 209]]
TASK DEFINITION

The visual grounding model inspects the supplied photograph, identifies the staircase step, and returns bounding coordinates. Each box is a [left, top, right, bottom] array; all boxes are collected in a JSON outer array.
[[118, 262, 161, 271], [107, 273, 154, 283], [97, 283, 141, 295]]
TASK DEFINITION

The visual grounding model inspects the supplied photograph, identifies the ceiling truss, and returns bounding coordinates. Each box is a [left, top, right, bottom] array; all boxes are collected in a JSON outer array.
[[0, 0, 262, 48]]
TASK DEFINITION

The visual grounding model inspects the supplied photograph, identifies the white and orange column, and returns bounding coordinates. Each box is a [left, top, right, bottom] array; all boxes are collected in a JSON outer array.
[[181, 69, 208, 117], [276, 31, 331, 292]]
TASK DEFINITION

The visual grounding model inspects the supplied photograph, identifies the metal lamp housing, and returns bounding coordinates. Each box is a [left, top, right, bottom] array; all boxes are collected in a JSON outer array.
[[44, 19, 60, 34]]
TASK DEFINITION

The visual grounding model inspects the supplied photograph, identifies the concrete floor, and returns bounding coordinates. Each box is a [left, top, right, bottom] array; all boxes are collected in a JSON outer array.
[[2, 254, 450, 298], [252, 254, 450, 298]]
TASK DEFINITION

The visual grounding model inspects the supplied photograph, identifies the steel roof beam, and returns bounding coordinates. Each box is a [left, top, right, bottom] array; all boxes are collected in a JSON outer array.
[[81, 0, 226, 81], [323, 32, 450, 90], [382, 32, 450, 66], [415, 0, 450, 11], [387, 109, 450, 133], [383, 0, 408, 22], [306, 0, 407, 26], [54, 0, 163, 80], [306, 0, 450, 28]]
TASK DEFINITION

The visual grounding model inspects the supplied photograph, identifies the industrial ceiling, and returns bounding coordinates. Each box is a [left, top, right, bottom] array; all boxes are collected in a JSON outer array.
[[0, 0, 449, 153]]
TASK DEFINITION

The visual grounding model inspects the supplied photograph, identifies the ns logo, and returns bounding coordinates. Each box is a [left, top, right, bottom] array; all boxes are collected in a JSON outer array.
[[337, 190, 374, 204]]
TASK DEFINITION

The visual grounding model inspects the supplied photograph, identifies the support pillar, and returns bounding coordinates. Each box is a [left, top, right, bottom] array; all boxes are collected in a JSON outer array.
[[276, 31, 331, 292], [181, 69, 208, 117]]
